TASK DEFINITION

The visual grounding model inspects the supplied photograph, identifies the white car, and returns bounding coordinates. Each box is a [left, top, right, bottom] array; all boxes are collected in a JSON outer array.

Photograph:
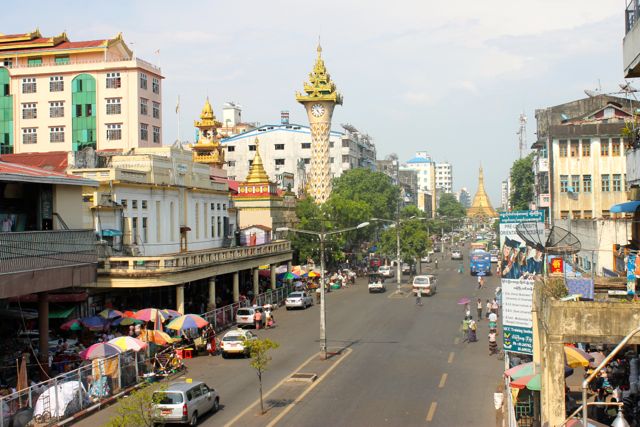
[[421, 255, 432, 263], [235, 307, 265, 329], [490, 249, 499, 263], [152, 381, 219, 425], [378, 265, 393, 277], [368, 274, 386, 293], [285, 291, 314, 310], [451, 250, 463, 260], [412, 275, 437, 296], [220, 329, 256, 358]]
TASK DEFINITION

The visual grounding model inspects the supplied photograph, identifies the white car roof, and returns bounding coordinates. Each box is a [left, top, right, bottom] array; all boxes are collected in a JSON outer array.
[[224, 329, 250, 338]]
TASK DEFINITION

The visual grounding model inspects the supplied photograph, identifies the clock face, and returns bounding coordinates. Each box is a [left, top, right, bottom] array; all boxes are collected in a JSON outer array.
[[311, 103, 325, 118]]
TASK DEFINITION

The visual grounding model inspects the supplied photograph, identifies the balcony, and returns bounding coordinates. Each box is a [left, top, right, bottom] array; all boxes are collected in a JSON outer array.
[[624, 0, 640, 77], [99, 240, 291, 277], [534, 157, 548, 174]]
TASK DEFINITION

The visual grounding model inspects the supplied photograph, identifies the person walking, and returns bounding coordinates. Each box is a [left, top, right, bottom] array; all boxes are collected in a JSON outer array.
[[469, 319, 478, 342], [416, 288, 423, 306], [264, 308, 273, 329], [435, 259, 439, 269], [491, 298, 499, 317], [477, 275, 482, 289], [464, 303, 471, 319], [254, 309, 263, 330], [461, 317, 470, 343], [488, 312, 498, 332], [476, 298, 483, 320], [485, 299, 492, 319], [488, 330, 498, 355]]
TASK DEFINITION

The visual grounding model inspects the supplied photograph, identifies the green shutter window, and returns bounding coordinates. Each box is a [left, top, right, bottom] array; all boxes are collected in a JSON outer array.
[[27, 57, 42, 66], [55, 56, 70, 65]]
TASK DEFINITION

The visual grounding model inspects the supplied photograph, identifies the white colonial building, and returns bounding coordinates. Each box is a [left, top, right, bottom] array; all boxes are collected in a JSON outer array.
[[435, 162, 453, 193]]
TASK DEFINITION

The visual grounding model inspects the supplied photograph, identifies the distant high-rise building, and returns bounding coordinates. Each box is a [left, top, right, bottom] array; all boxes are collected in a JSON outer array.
[[501, 179, 511, 211], [435, 162, 453, 193], [458, 187, 471, 208]]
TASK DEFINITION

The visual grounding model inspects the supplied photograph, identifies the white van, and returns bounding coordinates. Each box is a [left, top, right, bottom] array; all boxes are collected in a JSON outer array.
[[412, 275, 437, 296]]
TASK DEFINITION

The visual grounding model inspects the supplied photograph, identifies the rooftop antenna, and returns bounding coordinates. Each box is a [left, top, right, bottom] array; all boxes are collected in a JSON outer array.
[[517, 112, 527, 159]]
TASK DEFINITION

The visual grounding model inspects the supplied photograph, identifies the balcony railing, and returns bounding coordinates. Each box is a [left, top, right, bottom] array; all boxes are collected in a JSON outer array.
[[0, 230, 97, 274], [627, 0, 640, 34], [99, 240, 291, 276]]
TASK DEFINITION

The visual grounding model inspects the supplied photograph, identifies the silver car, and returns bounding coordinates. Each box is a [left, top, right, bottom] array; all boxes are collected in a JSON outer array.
[[152, 380, 219, 426], [285, 291, 314, 310]]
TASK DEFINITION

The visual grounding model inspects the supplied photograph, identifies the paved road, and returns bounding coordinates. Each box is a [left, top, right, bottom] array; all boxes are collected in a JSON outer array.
[[75, 251, 503, 427]]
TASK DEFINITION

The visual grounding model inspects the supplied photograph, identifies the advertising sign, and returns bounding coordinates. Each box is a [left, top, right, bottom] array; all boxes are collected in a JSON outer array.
[[498, 211, 545, 279], [501, 278, 534, 354], [550, 257, 563, 274]]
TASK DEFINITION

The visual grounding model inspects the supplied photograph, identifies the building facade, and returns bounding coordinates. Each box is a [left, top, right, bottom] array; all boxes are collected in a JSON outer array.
[[457, 187, 471, 208], [435, 162, 452, 193], [0, 29, 163, 155], [500, 179, 510, 211]]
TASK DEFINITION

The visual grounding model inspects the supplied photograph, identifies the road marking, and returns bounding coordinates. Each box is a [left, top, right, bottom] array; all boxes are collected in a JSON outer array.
[[265, 348, 353, 427], [448, 352, 455, 364], [438, 373, 448, 388], [426, 401, 438, 422], [454, 337, 460, 345]]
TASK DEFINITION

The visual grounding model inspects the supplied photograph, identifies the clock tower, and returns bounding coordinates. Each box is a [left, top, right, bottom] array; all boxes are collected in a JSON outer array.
[[296, 44, 343, 204]]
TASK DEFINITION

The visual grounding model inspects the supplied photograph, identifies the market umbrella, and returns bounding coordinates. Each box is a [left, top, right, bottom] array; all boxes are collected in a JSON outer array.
[[98, 309, 123, 319], [108, 336, 148, 352], [166, 314, 209, 332], [457, 297, 471, 305], [588, 351, 606, 368], [510, 373, 541, 391], [138, 330, 179, 345], [161, 309, 182, 320], [564, 346, 592, 368], [504, 361, 535, 380], [111, 317, 144, 326], [283, 272, 299, 280], [133, 308, 169, 322], [307, 271, 320, 278], [291, 265, 305, 275], [80, 343, 122, 360], [60, 319, 83, 331], [275, 265, 288, 274], [122, 310, 137, 318], [80, 316, 110, 331]]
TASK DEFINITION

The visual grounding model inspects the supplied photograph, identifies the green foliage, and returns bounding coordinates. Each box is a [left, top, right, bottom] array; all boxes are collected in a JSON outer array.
[[378, 214, 431, 263], [330, 168, 400, 221], [437, 193, 466, 218], [541, 277, 568, 299], [106, 384, 165, 427], [244, 338, 280, 415], [509, 154, 535, 211]]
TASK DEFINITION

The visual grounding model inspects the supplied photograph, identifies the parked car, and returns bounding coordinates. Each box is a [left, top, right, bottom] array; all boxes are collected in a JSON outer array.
[[219, 329, 257, 358], [378, 265, 393, 277], [402, 263, 411, 273], [490, 249, 499, 263], [236, 307, 264, 329], [412, 275, 437, 296], [152, 380, 220, 425], [421, 255, 432, 263], [451, 250, 463, 260], [285, 291, 314, 310]]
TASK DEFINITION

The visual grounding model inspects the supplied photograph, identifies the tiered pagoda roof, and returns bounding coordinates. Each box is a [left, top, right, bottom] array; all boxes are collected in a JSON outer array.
[[467, 166, 498, 218], [295, 44, 343, 104], [192, 98, 225, 168]]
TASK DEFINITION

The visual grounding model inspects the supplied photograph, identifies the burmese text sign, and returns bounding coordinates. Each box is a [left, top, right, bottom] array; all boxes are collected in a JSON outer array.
[[502, 278, 534, 354]]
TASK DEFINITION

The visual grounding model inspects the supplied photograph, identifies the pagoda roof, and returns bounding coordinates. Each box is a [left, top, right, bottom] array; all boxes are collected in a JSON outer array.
[[0, 30, 132, 58], [296, 44, 343, 104], [467, 166, 498, 218]]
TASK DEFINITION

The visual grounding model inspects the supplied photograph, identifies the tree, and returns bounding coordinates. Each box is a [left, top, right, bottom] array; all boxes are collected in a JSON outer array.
[[378, 211, 431, 264], [437, 193, 466, 218], [509, 154, 535, 211], [106, 384, 165, 427], [244, 337, 280, 415]]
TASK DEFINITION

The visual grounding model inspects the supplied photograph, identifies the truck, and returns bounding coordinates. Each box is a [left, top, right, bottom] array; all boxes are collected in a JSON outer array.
[[470, 241, 488, 252]]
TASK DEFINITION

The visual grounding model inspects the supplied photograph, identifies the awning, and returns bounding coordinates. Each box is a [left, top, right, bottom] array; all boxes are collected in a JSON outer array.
[[49, 307, 75, 319], [610, 200, 640, 213], [101, 229, 122, 237]]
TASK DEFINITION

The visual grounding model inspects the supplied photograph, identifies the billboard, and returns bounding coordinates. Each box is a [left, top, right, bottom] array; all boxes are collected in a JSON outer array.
[[502, 278, 534, 354], [498, 211, 545, 279]]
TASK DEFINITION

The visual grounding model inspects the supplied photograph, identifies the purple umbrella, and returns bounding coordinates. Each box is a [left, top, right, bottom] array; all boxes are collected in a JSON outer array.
[[80, 316, 110, 331], [457, 297, 471, 305]]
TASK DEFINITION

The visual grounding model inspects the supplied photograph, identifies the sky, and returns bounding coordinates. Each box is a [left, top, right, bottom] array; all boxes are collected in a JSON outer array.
[[4, 0, 626, 204]]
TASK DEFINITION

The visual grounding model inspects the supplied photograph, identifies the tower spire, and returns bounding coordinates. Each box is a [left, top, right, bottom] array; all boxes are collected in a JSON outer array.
[[467, 165, 497, 218], [245, 138, 270, 183]]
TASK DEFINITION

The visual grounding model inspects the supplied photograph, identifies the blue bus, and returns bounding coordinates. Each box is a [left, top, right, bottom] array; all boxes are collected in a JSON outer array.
[[470, 250, 492, 276]]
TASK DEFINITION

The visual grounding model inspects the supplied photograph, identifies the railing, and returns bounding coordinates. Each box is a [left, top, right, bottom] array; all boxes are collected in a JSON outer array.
[[0, 230, 97, 274], [99, 240, 291, 276], [0, 350, 145, 427], [4, 56, 161, 72], [627, 0, 640, 34]]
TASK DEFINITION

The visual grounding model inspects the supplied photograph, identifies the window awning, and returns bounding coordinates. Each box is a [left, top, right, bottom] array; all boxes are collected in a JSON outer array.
[[610, 201, 640, 213]]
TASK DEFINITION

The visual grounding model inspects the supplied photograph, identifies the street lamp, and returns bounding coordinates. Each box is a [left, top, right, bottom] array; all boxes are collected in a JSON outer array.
[[276, 221, 370, 360]]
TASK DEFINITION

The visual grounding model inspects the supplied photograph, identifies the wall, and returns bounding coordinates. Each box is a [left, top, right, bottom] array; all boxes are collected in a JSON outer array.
[[53, 185, 90, 229]]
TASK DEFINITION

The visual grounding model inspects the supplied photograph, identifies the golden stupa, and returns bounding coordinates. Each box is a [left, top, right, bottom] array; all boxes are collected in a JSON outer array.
[[245, 138, 270, 183], [191, 98, 225, 167], [467, 166, 498, 218]]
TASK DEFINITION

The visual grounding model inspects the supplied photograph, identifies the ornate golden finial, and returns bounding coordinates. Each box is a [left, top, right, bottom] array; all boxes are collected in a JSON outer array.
[[296, 43, 342, 105], [245, 138, 270, 183]]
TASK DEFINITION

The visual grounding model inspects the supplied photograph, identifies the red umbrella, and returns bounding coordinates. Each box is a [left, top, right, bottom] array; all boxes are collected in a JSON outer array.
[[80, 343, 122, 360], [60, 319, 82, 331], [133, 308, 169, 322]]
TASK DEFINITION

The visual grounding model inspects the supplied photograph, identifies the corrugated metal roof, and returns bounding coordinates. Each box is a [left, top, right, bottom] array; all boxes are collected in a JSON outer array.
[[0, 161, 97, 186], [0, 151, 68, 173]]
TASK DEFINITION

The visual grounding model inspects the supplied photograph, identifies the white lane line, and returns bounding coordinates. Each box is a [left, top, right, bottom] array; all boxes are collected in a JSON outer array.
[[438, 373, 448, 388], [426, 401, 438, 422], [448, 352, 455, 364]]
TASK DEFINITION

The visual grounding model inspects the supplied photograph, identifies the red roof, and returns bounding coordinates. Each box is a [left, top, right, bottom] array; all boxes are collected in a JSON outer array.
[[0, 160, 78, 179], [0, 151, 68, 173], [0, 33, 31, 40], [0, 39, 107, 55]]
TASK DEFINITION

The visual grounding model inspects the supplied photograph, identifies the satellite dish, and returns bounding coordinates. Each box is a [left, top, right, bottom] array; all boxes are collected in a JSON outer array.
[[620, 82, 638, 93], [560, 113, 570, 122], [584, 89, 600, 98], [516, 224, 581, 255]]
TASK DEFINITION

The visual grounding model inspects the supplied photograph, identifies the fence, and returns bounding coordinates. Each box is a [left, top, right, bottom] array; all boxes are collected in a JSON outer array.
[[0, 350, 147, 427]]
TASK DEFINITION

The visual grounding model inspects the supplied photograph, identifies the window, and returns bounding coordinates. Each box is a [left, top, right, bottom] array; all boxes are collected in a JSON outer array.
[[227, 145, 235, 152], [582, 139, 591, 156], [152, 101, 160, 119], [329, 157, 334, 163], [249, 145, 256, 151], [131, 217, 138, 244], [217, 216, 222, 237], [121, 199, 127, 207], [49, 101, 64, 118], [106, 98, 121, 115], [560, 211, 569, 219], [304, 158, 310, 164], [22, 103, 37, 119], [142, 217, 148, 243], [85, 104, 92, 116], [342, 140, 350, 148], [572, 211, 581, 219], [602, 210, 611, 219], [560, 175, 569, 193], [601, 174, 610, 192], [584, 210, 593, 219], [582, 175, 592, 193], [139, 73, 147, 90], [342, 155, 349, 163], [54, 56, 69, 65], [75, 104, 82, 117], [211, 216, 216, 238], [612, 138, 621, 156], [132, 200, 138, 209], [558, 140, 567, 157], [227, 160, 236, 167], [275, 159, 285, 166], [2, 59, 12, 68], [600, 138, 610, 156], [274, 144, 285, 150], [106, 72, 121, 89], [613, 174, 622, 191], [140, 98, 148, 115], [571, 175, 580, 192], [217, 203, 221, 210], [27, 57, 42, 67], [210, 203, 216, 210], [329, 141, 334, 148], [49, 127, 64, 143], [152, 77, 160, 94], [301, 142, 311, 149], [140, 123, 148, 141], [22, 78, 36, 94], [142, 200, 148, 209], [570, 140, 579, 156], [153, 126, 160, 143], [106, 124, 122, 141], [22, 128, 37, 144], [49, 76, 64, 92]]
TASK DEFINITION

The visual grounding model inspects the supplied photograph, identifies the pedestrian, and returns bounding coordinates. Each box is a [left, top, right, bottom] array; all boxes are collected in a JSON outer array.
[[461, 317, 470, 342], [254, 309, 263, 330], [485, 299, 491, 319], [480, 276, 485, 289], [488, 330, 498, 355], [477, 275, 482, 289], [488, 312, 498, 331], [416, 288, 423, 306], [435, 259, 439, 269], [491, 298, 499, 317], [476, 298, 483, 320], [469, 319, 478, 342]]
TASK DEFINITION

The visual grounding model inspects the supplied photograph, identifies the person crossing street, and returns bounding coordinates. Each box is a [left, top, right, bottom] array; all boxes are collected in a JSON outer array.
[[416, 288, 423, 306]]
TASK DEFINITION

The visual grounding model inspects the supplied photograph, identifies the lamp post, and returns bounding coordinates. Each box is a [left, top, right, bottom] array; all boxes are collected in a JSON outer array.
[[276, 221, 370, 360]]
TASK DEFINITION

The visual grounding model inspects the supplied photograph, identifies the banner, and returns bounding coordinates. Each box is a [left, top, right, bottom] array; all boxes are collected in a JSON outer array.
[[502, 278, 534, 354], [498, 211, 545, 280]]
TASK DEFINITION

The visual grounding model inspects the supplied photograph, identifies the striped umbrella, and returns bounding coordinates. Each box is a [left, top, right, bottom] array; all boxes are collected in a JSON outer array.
[[161, 309, 182, 320], [510, 373, 541, 391], [138, 330, 179, 345], [166, 314, 209, 332], [80, 316, 110, 331], [108, 336, 148, 352], [98, 309, 123, 319], [60, 319, 82, 331], [133, 308, 169, 322], [504, 361, 534, 380], [80, 343, 122, 360]]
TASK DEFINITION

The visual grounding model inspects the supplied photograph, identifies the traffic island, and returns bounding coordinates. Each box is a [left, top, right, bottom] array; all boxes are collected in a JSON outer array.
[[224, 348, 352, 426]]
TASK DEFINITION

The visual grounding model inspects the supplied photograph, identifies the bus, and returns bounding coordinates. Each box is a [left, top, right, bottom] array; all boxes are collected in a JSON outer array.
[[469, 249, 491, 276]]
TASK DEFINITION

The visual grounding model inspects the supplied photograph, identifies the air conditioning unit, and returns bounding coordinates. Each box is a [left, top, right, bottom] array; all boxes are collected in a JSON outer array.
[[99, 193, 113, 206]]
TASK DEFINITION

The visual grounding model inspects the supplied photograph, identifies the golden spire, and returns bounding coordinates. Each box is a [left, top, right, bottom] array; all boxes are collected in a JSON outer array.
[[245, 138, 270, 183], [296, 43, 343, 104], [192, 98, 224, 167], [467, 165, 498, 218]]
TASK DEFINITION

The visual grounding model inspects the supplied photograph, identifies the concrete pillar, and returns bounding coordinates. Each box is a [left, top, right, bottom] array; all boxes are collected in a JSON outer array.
[[233, 271, 240, 303], [287, 261, 292, 273], [541, 339, 566, 426], [208, 277, 216, 310], [270, 264, 277, 290], [176, 285, 185, 314], [37, 293, 49, 374], [253, 268, 260, 297]]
